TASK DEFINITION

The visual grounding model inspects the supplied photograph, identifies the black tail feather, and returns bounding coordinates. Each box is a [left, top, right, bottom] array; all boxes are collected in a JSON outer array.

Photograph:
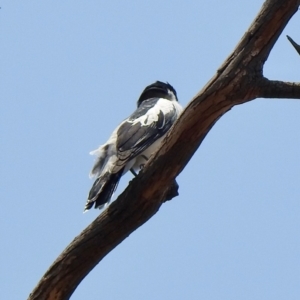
[[85, 169, 124, 211]]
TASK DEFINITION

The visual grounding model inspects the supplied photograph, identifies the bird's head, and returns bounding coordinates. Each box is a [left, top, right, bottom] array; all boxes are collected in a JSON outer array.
[[137, 81, 178, 107]]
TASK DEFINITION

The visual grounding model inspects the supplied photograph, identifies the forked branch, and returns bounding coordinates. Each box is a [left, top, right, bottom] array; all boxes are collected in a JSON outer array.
[[28, 0, 300, 299]]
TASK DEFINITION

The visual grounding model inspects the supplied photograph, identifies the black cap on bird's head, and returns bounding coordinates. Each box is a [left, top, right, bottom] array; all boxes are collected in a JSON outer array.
[[137, 81, 178, 107]]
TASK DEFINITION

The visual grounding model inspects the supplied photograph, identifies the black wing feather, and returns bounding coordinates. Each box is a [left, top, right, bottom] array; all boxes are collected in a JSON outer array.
[[116, 98, 177, 163]]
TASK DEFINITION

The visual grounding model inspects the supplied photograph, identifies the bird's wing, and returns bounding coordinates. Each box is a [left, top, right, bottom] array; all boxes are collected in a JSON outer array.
[[115, 98, 179, 166]]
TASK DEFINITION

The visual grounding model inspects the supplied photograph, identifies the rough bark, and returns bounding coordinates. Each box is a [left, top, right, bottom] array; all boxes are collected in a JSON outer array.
[[28, 0, 300, 299]]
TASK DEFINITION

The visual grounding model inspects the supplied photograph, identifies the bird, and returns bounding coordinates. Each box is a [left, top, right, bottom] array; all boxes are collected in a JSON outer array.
[[84, 81, 183, 211]]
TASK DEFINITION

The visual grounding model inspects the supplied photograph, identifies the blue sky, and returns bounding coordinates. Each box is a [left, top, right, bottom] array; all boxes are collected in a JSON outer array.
[[1, 1, 300, 299]]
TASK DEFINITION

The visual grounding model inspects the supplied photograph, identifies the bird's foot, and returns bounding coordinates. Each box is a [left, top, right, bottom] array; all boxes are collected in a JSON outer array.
[[130, 168, 138, 177]]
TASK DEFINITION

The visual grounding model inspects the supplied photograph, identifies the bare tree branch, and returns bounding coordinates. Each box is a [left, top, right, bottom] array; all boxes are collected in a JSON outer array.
[[257, 78, 300, 99], [28, 0, 300, 299], [287, 35, 300, 55]]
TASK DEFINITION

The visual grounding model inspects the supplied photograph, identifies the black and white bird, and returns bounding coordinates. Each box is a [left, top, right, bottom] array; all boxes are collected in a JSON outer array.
[[85, 81, 182, 211]]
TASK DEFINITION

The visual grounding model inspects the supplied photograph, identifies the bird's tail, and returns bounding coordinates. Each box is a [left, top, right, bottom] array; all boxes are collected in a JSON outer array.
[[84, 168, 124, 211]]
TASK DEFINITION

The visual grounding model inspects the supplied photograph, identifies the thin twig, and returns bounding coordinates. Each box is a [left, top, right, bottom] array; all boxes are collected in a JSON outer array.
[[287, 35, 300, 55]]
